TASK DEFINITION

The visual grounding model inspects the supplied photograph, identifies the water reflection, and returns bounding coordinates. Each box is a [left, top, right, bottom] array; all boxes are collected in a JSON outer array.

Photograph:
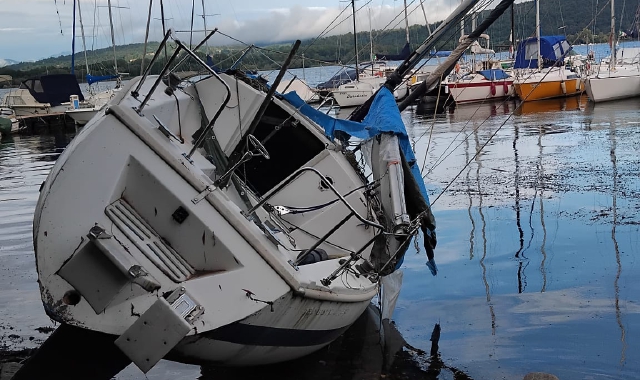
[[609, 116, 627, 366], [473, 124, 496, 335], [195, 307, 473, 380], [514, 95, 585, 115], [537, 128, 547, 293], [513, 118, 527, 295]]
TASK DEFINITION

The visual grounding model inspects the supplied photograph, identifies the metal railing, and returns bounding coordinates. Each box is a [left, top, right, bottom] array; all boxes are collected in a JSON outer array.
[[129, 29, 231, 160]]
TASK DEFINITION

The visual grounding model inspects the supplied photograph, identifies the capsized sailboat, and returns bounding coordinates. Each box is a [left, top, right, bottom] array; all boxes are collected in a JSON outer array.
[[19, 0, 520, 377], [27, 29, 436, 375]]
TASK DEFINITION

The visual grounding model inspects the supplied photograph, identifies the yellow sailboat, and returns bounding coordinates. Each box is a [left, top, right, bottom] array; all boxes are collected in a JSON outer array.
[[512, 1, 583, 102]]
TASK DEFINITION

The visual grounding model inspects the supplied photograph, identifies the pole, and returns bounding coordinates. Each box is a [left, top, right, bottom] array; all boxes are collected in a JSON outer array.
[[71, 0, 77, 74], [510, 3, 515, 59], [160, 0, 168, 61], [107, 0, 118, 74], [536, 0, 541, 70], [201, 0, 209, 52], [611, 0, 616, 68], [420, 0, 432, 36], [352, 0, 359, 81], [77, 0, 90, 76], [141, 0, 153, 76], [404, 0, 410, 44]]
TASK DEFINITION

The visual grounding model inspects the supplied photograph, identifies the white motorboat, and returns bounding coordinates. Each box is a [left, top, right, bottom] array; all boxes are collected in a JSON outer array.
[[1, 74, 85, 117], [30, 31, 437, 375], [0, 107, 20, 135]]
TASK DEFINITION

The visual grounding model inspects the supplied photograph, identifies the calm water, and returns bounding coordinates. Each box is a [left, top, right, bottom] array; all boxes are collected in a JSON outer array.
[[2, 86, 640, 379]]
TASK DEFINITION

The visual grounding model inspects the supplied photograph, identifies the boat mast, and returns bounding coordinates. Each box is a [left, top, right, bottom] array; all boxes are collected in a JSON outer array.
[[404, 0, 410, 44], [419, 1, 432, 36], [611, 0, 616, 68], [141, 0, 153, 75], [71, 0, 77, 74], [510, 3, 515, 59], [107, 0, 118, 74], [77, 0, 90, 76], [536, 0, 541, 70], [201, 0, 209, 52], [160, 0, 168, 61], [369, 7, 374, 74], [352, 0, 359, 82]]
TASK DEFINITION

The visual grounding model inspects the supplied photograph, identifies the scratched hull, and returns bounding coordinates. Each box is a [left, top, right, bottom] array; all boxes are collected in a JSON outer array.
[[171, 293, 370, 366]]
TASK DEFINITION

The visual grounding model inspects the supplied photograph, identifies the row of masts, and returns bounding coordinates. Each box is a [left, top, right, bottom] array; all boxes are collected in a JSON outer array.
[[72, 0, 214, 80]]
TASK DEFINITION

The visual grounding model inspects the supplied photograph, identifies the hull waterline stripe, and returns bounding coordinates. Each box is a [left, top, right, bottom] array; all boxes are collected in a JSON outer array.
[[203, 322, 351, 347]]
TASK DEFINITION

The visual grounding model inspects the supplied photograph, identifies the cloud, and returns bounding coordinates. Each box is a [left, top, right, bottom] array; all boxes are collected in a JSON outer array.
[[0, 0, 471, 62]]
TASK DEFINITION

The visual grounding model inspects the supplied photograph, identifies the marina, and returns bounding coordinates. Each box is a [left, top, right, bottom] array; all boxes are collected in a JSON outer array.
[[2, 0, 640, 379], [1, 93, 640, 379]]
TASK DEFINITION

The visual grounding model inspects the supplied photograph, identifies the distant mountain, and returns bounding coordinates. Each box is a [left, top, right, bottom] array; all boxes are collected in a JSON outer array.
[[0, 59, 19, 68]]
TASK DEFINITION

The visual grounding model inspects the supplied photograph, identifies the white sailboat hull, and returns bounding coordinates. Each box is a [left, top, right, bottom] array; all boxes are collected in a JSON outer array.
[[33, 74, 383, 372], [446, 75, 514, 103], [332, 78, 408, 108], [65, 108, 99, 124], [585, 67, 640, 102]]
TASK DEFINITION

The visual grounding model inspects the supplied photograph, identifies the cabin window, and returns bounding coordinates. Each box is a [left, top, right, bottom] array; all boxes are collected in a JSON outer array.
[[32, 80, 44, 93], [234, 101, 325, 196], [524, 43, 538, 60]]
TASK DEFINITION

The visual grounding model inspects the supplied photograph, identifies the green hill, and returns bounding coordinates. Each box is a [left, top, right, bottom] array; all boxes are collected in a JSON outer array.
[[1, 0, 637, 85]]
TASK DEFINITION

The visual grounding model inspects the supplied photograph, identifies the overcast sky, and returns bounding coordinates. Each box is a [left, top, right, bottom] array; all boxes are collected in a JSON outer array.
[[1, 0, 492, 62]]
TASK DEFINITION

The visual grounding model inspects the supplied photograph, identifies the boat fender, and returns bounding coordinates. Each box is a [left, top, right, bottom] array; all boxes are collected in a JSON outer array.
[[560, 81, 566, 95], [490, 81, 496, 96], [297, 248, 329, 266], [503, 81, 509, 94]]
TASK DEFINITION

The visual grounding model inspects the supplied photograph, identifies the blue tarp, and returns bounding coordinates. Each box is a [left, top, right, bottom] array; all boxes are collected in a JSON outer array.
[[477, 69, 510, 81], [514, 35, 572, 69], [87, 74, 119, 85], [282, 88, 430, 205]]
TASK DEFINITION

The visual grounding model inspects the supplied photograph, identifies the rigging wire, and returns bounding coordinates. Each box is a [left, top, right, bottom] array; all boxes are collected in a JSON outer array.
[[53, 0, 64, 35]]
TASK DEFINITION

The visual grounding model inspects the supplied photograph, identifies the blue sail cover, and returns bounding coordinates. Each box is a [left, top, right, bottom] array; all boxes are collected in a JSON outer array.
[[477, 69, 511, 80], [87, 74, 120, 85], [514, 35, 572, 69], [282, 88, 430, 204]]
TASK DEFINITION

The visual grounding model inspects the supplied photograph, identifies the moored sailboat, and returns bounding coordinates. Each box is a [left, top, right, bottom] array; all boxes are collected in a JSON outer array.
[[512, 1, 582, 102], [444, 34, 514, 104], [584, 0, 640, 103]]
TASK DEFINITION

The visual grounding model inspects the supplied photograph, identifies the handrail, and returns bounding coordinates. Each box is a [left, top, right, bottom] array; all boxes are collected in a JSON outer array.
[[132, 29, 173, 98], [244, 166, 385, 231], [127, 27, 232, 159]]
